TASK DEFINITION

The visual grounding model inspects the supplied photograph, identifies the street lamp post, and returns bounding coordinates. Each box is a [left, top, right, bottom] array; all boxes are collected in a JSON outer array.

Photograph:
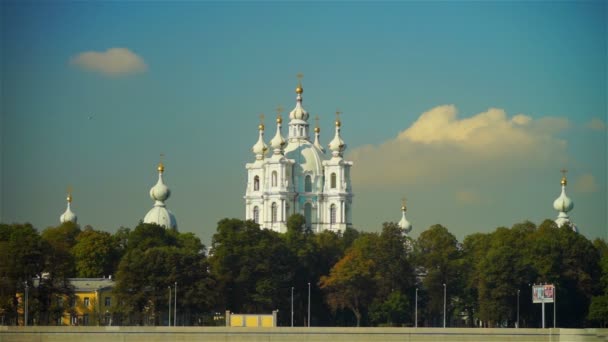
[[174, 282, 177, 327], [24, 282, 29, 327], [415, 288, 418, 328], [517, 289, 520, 328], [443, 283, 446, 328], [291, 287, 294, 327], [307, 282, 311, 327], [168, 286, 172, 326]]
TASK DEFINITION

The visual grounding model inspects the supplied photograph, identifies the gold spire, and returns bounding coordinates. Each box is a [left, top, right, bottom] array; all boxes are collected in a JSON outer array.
[[258, 113, 265, 131], [67, 186, 73, 203], [296, 73, 304, 94], [401, 197, 407, 212], [314, 115, 320, 133], [560, 168, 568, 186], [157, 153, 165, 173], [335, 110, 342, 127], [276, 105, 283, 124]]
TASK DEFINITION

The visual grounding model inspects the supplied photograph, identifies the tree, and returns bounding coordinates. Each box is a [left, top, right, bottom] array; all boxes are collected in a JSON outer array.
[[209, 219, 295, 318], [529, 221, 600, 327], [374, 222, 415, 300], [460, 232, 491, 327], [414, 224, 462, 327], [0, 224, 45, 325], [72, 227, 119, 278], [320, 241, 376, 327], [476, 225, 534, 327], [369, 291, 410, 326], [588, 238, 608, 327], [113, 223, 215, 325]]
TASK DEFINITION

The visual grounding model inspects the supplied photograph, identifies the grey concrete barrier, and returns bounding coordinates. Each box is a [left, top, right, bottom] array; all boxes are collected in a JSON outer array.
[[1, 326, 607, 342]]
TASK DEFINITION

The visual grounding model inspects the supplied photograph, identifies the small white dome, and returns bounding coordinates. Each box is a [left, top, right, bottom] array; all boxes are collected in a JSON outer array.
[[553, 187, 573, 213], [399, 206, 412, 234], [252, 128, 268, 159], [60, 204, 77, 224], [144, 205, 177, 229], [150, 174, 171, 202], [270, 121, 286, 153], [289, 94, 309, 121], [143, 162, 177, 230], [328, 124, 346, 156]]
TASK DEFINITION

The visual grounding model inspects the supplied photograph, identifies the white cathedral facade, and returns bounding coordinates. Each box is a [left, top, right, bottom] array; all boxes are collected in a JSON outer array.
[[244, 81, 353, 233]]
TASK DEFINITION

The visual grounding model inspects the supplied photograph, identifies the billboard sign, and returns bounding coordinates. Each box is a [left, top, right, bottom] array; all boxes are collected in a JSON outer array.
[[532, 284, 555, 303]]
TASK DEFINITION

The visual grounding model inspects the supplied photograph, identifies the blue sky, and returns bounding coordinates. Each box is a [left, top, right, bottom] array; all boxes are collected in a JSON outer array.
[[1, 1, 606, 244]]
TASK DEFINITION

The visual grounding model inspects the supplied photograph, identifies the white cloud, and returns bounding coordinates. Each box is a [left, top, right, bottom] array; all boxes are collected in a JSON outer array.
[[348, 105, 569, 188], [572, 173, 599, 193], [585, 118, 606, 131], [70, 48, 147, 76]]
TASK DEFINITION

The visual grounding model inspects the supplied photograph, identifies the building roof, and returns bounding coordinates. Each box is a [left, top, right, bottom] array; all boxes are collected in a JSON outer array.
[[68, 278, 115, 292]]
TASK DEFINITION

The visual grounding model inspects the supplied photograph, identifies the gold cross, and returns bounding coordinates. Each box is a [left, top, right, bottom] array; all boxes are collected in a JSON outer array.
[[560, 168, 568, 177], [335, 110, 342, 120], [297, 73, 303, 81], [401, 197, 407, 207], [160, 153, 164, 162], [315, 115, 320, 128], [276, 105, 283, 116], [259, 113, 265, 123], [67, 185, 72, 196]]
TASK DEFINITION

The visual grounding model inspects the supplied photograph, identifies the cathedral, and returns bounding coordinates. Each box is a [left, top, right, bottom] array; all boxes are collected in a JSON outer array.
[[244, 79, 354, 233]]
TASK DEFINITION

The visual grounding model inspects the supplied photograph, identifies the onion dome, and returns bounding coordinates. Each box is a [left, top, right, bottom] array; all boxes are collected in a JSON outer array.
[[553, 170, 577, 232], [143, 161, 177, 229], [553, 177, 573, 213], [252, 116, 268, 160], [289, 80, 309, 121], [150, 162, 171, 202], [328, 112, 346, 157], [60, 191, 77, 224], [398, 200, 412, 234], [270, 115, 286, 154]]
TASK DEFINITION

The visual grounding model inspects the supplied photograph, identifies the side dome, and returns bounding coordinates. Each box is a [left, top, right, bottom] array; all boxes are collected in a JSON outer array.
[[553, 190, 573, 213], [144, 206, 177, 229], [60, 208, 77, 224], [150, 177, 171, 201]]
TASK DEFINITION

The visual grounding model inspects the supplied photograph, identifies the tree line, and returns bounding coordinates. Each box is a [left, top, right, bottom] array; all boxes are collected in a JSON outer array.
[[0, 216, 606, 327]]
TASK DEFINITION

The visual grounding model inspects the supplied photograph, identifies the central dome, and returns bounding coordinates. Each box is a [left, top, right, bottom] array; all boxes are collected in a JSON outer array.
[[285, 140, 325, 177]]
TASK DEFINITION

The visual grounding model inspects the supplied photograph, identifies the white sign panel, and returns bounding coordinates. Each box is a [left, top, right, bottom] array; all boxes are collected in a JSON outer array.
[[532, 284, 555, 303]]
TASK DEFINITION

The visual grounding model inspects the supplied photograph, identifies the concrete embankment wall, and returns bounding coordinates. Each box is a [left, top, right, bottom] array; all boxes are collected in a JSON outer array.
[[1, 326, 607, 342]]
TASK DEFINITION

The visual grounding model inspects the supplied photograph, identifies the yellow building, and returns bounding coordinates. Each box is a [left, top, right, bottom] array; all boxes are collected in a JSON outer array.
[[62, 278, 116, 326]]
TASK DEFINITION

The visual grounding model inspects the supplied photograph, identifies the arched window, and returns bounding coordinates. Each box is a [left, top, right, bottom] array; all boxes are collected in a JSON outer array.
[[304, 203, 312, 228], [272, 171, 278, 187], [253, 176, 260, 191], [330, 204, 336, 225], [304, 175, 312, 192], [253, 206, 259, 224], [271, 202, 278, 223], [330, 173, 337, 189]]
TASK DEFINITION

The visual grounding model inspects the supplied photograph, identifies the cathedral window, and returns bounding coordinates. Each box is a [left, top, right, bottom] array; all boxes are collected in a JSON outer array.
[[305, 175, 312, 192], [272, 171, 278, 187], [253, 206, 259, 224], [271, 202, 278, 223], [330, 173, 337, 189], [304, 203, 312, 228], [254, 176, 260, 191], [253, 176, 260, 191], [330, 204, 336, 225]]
